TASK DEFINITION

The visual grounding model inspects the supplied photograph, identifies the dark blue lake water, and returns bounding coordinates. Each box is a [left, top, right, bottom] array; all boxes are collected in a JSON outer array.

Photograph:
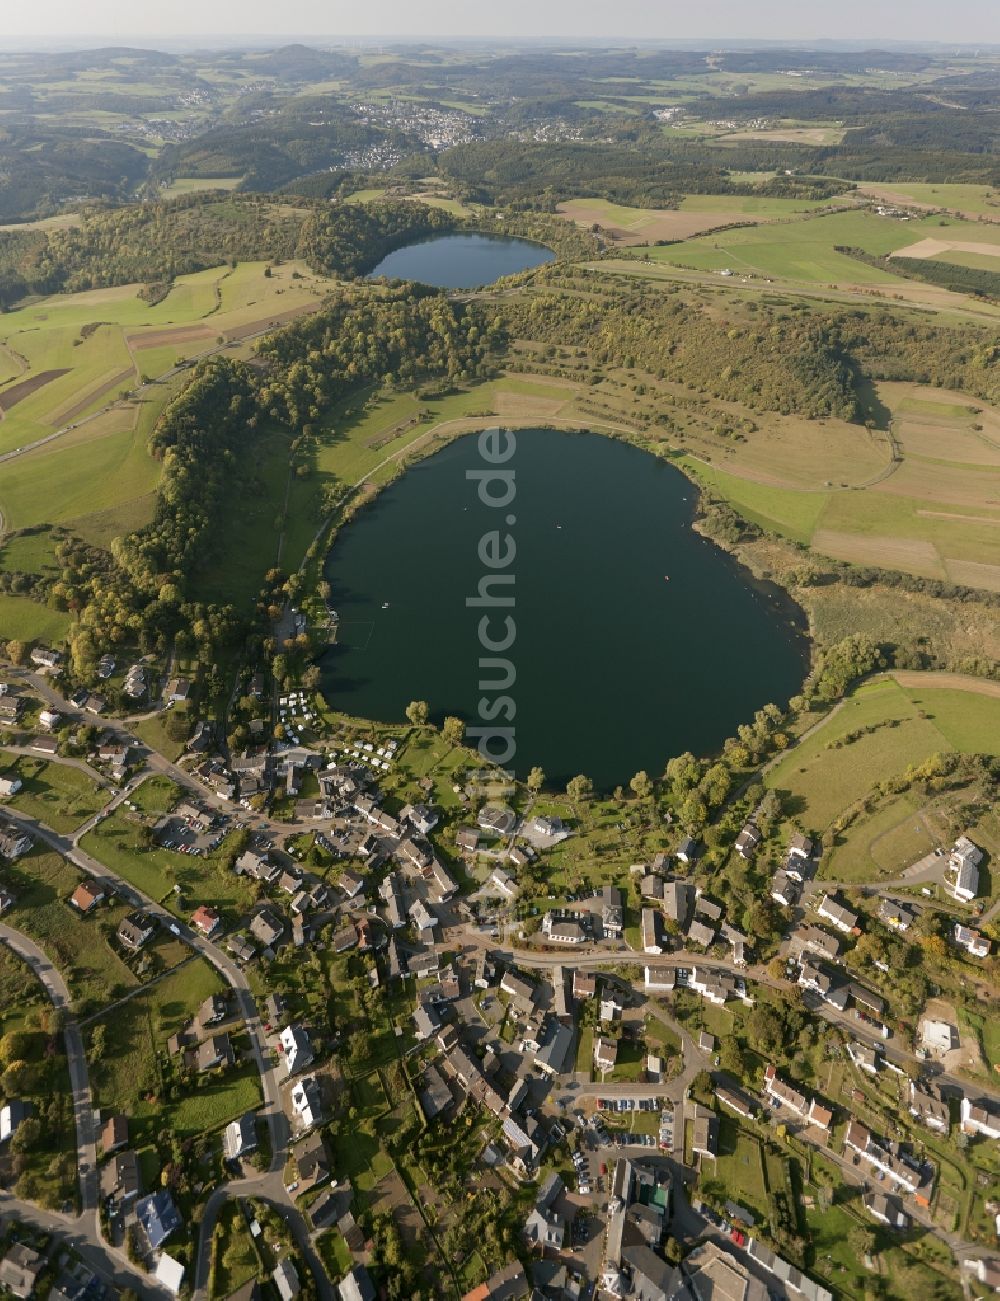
[[368, 233, 555, 288], [321, 428, 807, 788]]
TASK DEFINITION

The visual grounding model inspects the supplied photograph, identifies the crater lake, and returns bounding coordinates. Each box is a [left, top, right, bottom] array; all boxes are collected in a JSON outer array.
[[320, 428, 807, 789], [367, 232, 555, 288]]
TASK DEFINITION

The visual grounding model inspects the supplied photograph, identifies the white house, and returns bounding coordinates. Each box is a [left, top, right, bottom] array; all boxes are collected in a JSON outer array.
[[948, 836, 983, 903], [279, 1024, 313, 1075]]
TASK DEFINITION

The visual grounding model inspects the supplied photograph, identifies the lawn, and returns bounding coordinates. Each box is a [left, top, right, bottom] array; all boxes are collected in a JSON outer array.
[[88, 957, 228, 1110], [709, 1117, 768, 1213], [823, 793, 933, 881], [129, 773, 184, 815], [3, 849, 137, 1012], [80, 812, 257, 918], [133, 711, 189, 763], [0, 594, 71, 643], [1, 752, 106, 833], [165, 1069, 263, 1138]]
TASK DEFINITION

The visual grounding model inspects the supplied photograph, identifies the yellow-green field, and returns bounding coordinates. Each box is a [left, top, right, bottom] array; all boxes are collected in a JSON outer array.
[[766, 675, 1000, 838], [0, 259, 336, 458], [683, 382, 1000, 590], [159, 176, 243, 197]]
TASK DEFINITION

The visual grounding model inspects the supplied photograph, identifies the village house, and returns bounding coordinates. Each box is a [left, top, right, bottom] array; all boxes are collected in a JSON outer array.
[[644, 966, 676, 994], [196, 1033, 234, 1073], [500, 970, 536, 1009], [816, 893, 859, 934], [291, 1076, 322, 1130], [602, 884, 624, 939], [236, 850, 279, 883], [686, 919, 717, 949], [573, 968, 596, 1000], [763, 1065, 810, 1119], [70, 880, 106, 913], [734, 821, 762, 859], [960, 1097, 1000, 1140], [770, 871, 801, 908], [788, 924, 841, 963], [878, 898, 915, 931], [273, 1258, 301, 1301], [715, 1086, 758, 1122], [690, 1104, 718, 1158], [844, 1120, 930, 1199], [594, 1036, 618, 1072], [909, 1080, 949, 1133], [191, 905, 221, 936], [797, 961, 849, 1011], [642, 908, 663, 954], [101, 1114, 129, 1154], [846, 1040, 881, 1075], [689, 967, 742, 1005], [0, 1243, 44, 1298], [30, 735, 59, 757], [947, 835, 983, 903], [379, 873, 406, 928], [223, 1113, 258, 1161], [663, 880, 694, 929], [30, 646, 61, 670], [197, 992, 229, 1031], [954, 923, 990, 958], [0, 699, 23, 725], [0, 820, 33, 860], [864, 1192, 909, 1231], [489, 867, 518, 899], [429, 859, 457, 903], [676, 836, 697, 863], [136, 1189, 182, 1250], [250, 908, 285, 949], [401, 802, 438, 836], [280, 1024, 314, 1075], [117, 910, 156, 951]]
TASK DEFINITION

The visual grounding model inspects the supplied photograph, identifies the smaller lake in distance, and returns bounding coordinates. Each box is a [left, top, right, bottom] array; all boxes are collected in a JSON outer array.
[[320, 429, 807, 789], [367, 232, 555, 289]]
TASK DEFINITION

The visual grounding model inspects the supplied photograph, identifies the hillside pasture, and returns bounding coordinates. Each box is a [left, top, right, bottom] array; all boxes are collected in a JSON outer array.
[[555, 195, 826, 246], [765, 676, 1000, 836], [638, 209, 996, 286]]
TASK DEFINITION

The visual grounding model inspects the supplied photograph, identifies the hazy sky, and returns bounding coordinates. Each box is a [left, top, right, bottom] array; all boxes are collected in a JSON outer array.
[[4, 0, 999, 44]]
